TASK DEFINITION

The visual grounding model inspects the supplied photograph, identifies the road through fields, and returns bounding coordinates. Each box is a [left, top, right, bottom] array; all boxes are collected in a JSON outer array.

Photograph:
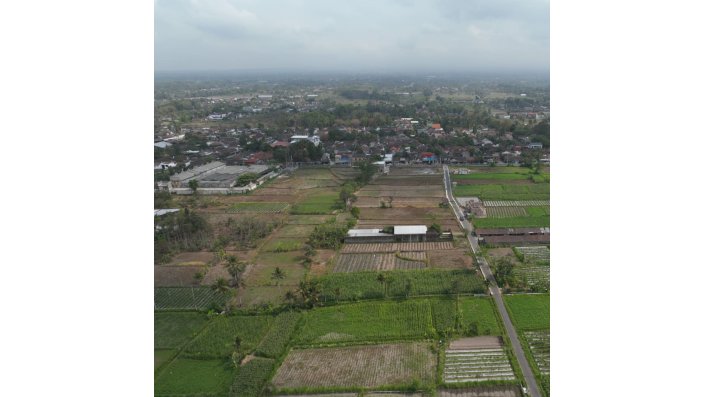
[[443, 165, 541, 397]]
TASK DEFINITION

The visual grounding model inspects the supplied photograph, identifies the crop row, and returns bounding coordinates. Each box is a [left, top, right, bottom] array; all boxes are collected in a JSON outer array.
[[154, 287, 228, 310], [514, 264, 550, 286], [524, 331, 550, 375], [485, 207, 528, 218], [317, 269, 486, 302], [333, 252, 427, 272], [444, 347, 516, 383], [515, 246, 550, 262], [230, 357, 276, 397], [182, 315, 272, 359], [483, 200, 550, 207], [255, 311, 302, 359], [341, 241, 454, 253]]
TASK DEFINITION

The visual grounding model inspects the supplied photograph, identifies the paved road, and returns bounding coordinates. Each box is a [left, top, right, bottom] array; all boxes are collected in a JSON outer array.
[[442, 166, 541, 397]]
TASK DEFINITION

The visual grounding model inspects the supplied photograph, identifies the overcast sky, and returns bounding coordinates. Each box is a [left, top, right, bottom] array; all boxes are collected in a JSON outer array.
[[155, 0, 549, 74]]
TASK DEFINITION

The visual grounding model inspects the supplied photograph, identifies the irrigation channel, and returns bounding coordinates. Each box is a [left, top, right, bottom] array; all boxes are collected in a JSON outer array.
[[443, 165, 541, 397]]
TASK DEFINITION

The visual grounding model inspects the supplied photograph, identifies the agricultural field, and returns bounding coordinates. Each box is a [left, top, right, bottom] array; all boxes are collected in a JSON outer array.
[[438, 386, 523, 397], [504, 294, 550, 331], [443, 337, 516, 383], [485, 207, 528, 218], [230, 202, 290, 213], [453, 184, 549, 201], [317, 269, 486, 301], [432, 297, 503, 336], [155, 358, 233, 396], [486, 248, 549, 292], [230, 357, 277, 397], [428, 249, 474, 269], [272, 343, 436, 390], [483, 200, 550, 207], [291, 191, 341, 214], [154, 312, 209, 349], [154, 265, 205, 287], [182, 315, 272, 359], [515, 246, 550, 262], [341, 241, 454, 253], [246, 251, 307, 287], [154, 287, 228, 310], [294, 300, 435, 345], [333, 252, 427, 272], [524, 330, 550, 374], [255, 311, 302, 358]]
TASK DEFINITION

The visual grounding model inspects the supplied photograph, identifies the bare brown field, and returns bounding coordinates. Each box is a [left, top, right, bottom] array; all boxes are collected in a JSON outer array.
[[341, 241, 454, 253], [271, 343, 435, 389], [359, 207, 455, 220], [167, 251, 214, 266], [333, 252, 427, 272], [449, 336, 503, 350], [438, 387, 522, 397], [428, 250, 473, 269], [154, 266, 204, 287]]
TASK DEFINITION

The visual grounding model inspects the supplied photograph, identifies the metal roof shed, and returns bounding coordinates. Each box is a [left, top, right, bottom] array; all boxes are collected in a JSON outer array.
[[394, 225, 427, 235]]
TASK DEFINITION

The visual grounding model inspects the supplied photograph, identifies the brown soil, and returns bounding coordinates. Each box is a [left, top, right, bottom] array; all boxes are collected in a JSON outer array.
[[428, 249, 474, 269], [154, 266, 205, 287], [449, 336, 503, 350]]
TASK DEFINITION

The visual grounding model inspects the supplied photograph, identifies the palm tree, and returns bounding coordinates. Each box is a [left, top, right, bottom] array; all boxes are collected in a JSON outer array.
[[271, 267, 285, 294], [211, 277, 230, 295], [225, 255, 246, 287], [377, 273, 387, 297], [284, 290, 297, 306]]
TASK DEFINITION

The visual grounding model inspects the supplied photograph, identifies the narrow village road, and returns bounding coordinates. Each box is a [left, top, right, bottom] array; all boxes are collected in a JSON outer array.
[[442, 165, 541, 397]]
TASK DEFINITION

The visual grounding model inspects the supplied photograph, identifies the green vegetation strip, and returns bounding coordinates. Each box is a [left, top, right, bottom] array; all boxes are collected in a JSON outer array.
[[255, 311, 302, 358], [453, 184, 549, 201], [473, 214, 549, 228], [230, 357, 277, 397], [183, 315, 273, 359], [291, 192, 341, 215], [317, 269, 486, 301], [295, 297, 501, 346], [503, 294, 550, 331]]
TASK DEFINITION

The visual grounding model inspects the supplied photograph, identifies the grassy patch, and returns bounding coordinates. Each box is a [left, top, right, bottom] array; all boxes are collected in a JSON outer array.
[[291, 192, 341, 215], [295, 300, 435, 345], [458, 297, 503, 335], [155, 358, 233, 396], [183, 315, 273, 359], [155, 312, 210, 349], [154, 349, 177, 372], [261, 238, 304, 252], [504, 294, 550, 331]]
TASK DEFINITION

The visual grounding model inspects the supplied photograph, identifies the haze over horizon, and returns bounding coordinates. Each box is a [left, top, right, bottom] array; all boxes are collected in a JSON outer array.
[[155, 0, 549, 74]]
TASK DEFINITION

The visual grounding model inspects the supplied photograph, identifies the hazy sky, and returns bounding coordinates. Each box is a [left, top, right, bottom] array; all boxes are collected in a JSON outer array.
[[155, 0, 549, 73]]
